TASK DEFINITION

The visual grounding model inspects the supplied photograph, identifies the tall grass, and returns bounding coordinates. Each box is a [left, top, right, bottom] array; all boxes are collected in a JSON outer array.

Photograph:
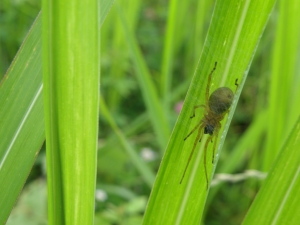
[[1, 0, 300, 224]]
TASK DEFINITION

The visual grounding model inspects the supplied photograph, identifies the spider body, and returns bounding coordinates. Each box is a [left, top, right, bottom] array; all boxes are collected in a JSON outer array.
[[180, 62, 238, 189], [203, 87, 234, 135]]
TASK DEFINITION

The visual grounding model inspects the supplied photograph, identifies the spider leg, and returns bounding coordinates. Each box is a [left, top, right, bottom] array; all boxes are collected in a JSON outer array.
[[190, 105, 206, 118], [180, 124, 205, 184], [235, 78, 239, 93], [198, 131, 204, 142], [211, 131, 220, 163], [204, 135, 213, 190], [184, 121, 202, 141], [206, 62, 217, 105]]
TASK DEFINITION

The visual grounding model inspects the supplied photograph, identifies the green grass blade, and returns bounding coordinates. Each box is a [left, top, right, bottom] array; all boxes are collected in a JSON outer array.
[[0, 0, 114, 223], [0, 15, 44, 224], [184, 0, 213, 78], [193, 0, 212, 65], [116, 3, 170, 151], [99, 96, 155, 187], [243, 116, 300, 224], [264, 0, 300, 170], [142, 0, 275, 224], [42, 0, 100, 223], [160, 0, 180, 107], [107, 1, 141, 111]]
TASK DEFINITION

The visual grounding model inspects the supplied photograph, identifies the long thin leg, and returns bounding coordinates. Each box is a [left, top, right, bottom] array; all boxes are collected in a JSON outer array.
[[184, 121, 203, 141], [204, 135, 213, 189], [211, 130, 219, 163], [190, 105, 206, 118], [180, 125, 205, 184], [205, 62, 217, 105]]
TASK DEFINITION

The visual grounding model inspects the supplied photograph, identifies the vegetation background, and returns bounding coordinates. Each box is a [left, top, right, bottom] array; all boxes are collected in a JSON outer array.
[[1, 0, 300, 224]]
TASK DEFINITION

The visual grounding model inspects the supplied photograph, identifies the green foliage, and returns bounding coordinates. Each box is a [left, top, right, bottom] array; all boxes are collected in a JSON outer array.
[[243, 116, 300, 224], [0, 14, 44, 224], [1, 0, 300, 224], [0, 0, 40, 76], [264, 0, 300, 170]]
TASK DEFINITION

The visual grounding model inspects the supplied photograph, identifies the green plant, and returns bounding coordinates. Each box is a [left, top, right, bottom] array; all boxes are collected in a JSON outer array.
[[1, 0, 300, 224]]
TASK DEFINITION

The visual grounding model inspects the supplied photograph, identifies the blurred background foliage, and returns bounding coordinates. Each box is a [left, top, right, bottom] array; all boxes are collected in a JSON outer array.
[[1, 0, 299, 224], [0, 0, 41, 77]]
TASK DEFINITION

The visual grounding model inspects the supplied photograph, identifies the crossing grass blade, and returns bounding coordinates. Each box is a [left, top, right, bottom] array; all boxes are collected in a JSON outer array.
[[242, 116, 300, 224], [0, 15, 44, 224], [116, 3, 171, 151], [99, 96, 155, 187]]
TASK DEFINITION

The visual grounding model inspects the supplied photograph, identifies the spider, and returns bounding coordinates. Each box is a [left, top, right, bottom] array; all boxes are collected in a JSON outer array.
[[180, 62, 238, 189]]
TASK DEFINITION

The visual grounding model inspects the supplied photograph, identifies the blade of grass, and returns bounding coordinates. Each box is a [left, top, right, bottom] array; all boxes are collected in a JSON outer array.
[[42, 0, 100, 223], [184, 0, 213, 78], [116, 3, 170, 151], [99, 96, 155, 187], [243, 116, 300, 225], [193, 0, 213, 66], [264, 0, 300, 170], [97, 184, 137, 200], [160, 0, 180, 108], [142, 0, 275, 224], [107, 1, 141, 111], [0, 0, 114, 223], [0, 14, 44, 224]]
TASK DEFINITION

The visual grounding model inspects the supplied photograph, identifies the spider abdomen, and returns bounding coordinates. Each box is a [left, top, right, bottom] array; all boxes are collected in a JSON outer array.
[[208, 87, 234, 114]]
